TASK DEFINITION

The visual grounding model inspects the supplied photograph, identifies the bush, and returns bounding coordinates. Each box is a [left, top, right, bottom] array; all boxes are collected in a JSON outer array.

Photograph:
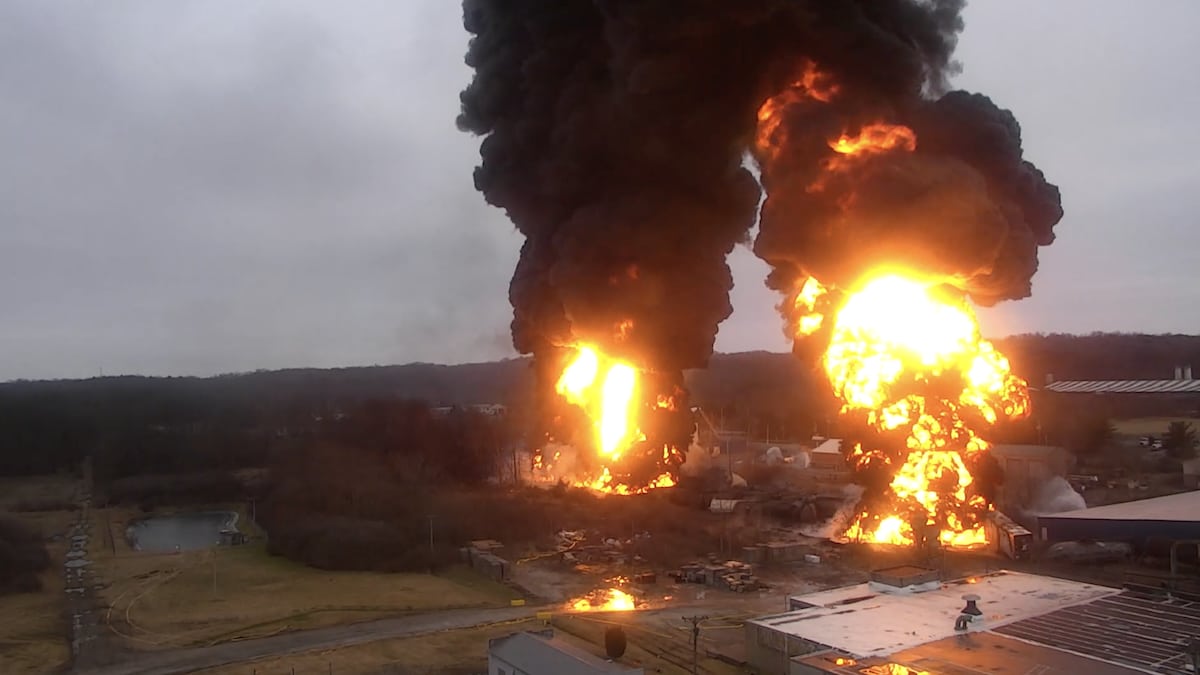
[[263, 513, 454, 572], [9, 497, 78, 513], [106, 471, 243, 507], [0, 514, 50, 595]]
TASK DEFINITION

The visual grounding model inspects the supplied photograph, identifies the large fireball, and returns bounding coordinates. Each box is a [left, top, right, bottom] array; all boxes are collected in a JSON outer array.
[[801, 273, 1029, 547]]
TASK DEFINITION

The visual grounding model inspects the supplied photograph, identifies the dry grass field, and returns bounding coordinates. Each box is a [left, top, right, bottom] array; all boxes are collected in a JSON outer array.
[[0, 474, 77, 511], [0, 474, 79, 675], [95, 506, 520, 649], [195, 611, 749, 675], [0, 563, 72, 674], [196, 617, 541, 675]]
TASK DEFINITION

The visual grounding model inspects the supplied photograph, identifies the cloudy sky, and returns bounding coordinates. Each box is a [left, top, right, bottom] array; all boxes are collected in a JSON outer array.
[[1, 1, 1196, 380]]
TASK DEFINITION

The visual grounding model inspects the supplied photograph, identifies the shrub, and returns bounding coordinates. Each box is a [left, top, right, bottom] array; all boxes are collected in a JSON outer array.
[[106, 471, 243, 506], [263, 513, 454, 572], [9, 497, 78, 513], [0, 514, 50, 595]]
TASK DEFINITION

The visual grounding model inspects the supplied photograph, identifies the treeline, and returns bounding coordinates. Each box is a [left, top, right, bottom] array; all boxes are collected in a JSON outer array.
[[260, 401, 517, 571], [685, 351, 835, 440], [0, 359, 532, 478], [1, 334, 1196, 480], [995, 333, 1200, 384]]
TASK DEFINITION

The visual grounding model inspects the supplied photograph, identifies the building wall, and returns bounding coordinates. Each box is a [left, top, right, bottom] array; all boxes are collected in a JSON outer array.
[[1038, 516, 1200, 545], [789, 662, 829, 675], [488, 655, 528, 675], [744, 623, 829, 675], [745, 623, 784, 675], [991, 446, 1071, 510]]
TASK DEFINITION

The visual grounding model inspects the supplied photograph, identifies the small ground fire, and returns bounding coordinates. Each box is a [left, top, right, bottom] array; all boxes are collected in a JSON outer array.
[[569, 586, 637, 612]]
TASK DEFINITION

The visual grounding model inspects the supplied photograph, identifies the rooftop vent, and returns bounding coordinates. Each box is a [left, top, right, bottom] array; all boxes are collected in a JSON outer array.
[[869, 565, 939, 590], [960, 593, 982, 616], [955, 593, 983, 631]]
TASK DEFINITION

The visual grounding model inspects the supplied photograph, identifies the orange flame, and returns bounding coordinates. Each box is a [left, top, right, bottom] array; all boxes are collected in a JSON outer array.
[[756, 61, 839, 161], [556, 345, 640, 460], [547, 341, 676, 494], [816, 273, 1028, 547], [570, 587, 636, 612], [829, 123, 916, 156], [811, 122, 917, 194], [791, 276, 829, 336]]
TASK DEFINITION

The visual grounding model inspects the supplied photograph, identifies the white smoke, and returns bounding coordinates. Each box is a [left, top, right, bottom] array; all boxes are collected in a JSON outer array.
[[679, 432, 715, 477], [800, 484, 864, 540], [1028, 476, 1086, 514]]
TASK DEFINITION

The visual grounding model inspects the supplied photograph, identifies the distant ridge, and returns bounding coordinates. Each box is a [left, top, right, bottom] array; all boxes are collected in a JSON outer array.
[[2, 333, 1197, 406]]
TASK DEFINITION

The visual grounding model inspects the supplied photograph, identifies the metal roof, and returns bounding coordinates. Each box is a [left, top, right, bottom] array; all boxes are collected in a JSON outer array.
[[1044, 379, 1200, 394], [994, 590, 1200, 675], [1037, 489, 1200, 522], [489, 631, 643, 675]]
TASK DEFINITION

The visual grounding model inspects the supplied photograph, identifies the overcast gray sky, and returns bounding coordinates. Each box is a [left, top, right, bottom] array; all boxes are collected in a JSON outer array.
[[1, 1, 1197, 380]]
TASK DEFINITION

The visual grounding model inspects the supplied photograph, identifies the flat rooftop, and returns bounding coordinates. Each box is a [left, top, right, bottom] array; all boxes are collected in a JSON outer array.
[[754, 571, 1116, 658], [1039, 489, 1200, 521], [797, 631, 1144, 675]]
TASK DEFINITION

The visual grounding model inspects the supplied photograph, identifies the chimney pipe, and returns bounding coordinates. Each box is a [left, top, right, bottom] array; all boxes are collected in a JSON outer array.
[[955, 593, 983, 632], [1175, 366, 1183, 380], [1045, 373, 1055, 385], [1187, 366, 1193, 380]]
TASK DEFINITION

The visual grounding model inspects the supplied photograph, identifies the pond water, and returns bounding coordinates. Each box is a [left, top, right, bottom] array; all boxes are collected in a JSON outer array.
[[127, 511, 238, 553]]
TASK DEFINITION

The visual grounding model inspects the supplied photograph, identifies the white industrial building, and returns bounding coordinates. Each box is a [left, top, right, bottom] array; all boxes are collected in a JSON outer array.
[[743, 568, 1196, 674]]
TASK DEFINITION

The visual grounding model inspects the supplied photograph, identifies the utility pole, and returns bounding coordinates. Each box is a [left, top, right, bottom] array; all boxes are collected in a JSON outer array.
[[427, 515, 435, 556], [427, 514, 438, 573], [682, 614, 708, 675]]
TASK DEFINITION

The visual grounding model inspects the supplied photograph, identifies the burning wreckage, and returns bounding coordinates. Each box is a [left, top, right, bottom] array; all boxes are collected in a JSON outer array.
[[459, 0, 1063, 550]]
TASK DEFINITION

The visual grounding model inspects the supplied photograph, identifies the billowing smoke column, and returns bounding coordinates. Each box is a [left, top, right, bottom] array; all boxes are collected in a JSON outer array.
[[750, 2, 1063, 316], [747, 1, 1062, 538], [458, 0, 1062, 492], [457, 1, 768, 484]]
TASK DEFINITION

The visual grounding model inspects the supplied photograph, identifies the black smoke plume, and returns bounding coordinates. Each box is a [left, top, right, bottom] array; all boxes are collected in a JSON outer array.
[[458, 0, 1062, 485], [458, 0, 771, 471], [751, 5, 1063, 307]]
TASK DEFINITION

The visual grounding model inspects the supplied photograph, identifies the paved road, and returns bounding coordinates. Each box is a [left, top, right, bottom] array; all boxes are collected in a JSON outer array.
[[78, 605, 540, 675]]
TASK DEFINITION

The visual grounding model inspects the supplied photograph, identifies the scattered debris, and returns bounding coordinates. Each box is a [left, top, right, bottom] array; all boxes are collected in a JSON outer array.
[[670, 560, 761, 592], [462, 540, 510, 581]]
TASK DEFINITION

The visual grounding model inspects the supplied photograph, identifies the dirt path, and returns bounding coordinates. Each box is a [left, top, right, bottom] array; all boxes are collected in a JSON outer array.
[[75, 605, 541, 675]]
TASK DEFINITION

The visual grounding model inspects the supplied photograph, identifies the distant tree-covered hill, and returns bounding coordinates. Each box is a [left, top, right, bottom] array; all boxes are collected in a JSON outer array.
[[995, 333, 1200, 385], [1, 333, 1196, 477]]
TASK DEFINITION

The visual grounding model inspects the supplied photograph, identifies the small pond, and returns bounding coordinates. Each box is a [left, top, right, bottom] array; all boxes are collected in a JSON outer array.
[[127, 511, 239, 553]]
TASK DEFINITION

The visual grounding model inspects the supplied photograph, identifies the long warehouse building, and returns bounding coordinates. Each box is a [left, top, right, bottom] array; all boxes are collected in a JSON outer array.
[[1037, 490, 1200, 543]]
